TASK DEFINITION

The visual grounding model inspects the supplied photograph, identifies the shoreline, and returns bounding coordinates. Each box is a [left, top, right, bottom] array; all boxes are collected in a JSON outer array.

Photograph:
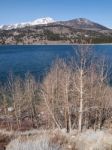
[[0, 43, 112, 46]]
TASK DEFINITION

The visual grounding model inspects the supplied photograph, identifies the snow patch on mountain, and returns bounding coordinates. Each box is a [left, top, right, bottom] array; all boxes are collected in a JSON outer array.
[[30, 17, 55, 25], [75, 18, 93, 25], [0, 25, 3, 28]]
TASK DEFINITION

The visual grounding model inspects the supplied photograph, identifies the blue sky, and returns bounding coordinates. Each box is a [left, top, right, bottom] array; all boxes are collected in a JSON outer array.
[[0, 0, 112, 28]]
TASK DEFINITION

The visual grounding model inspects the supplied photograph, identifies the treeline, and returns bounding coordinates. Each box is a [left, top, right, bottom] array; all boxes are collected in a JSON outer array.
[[0, 45, 112, 132], [43, 30, 61, 41], [92, 36, 112, 43]]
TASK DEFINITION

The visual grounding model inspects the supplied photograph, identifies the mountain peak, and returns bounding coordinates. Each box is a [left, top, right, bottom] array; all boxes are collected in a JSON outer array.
[[75, 18, 92, 23], [75, 18, 93, 25], [75, 18, 90, 21], [59, 18, 109, 30]]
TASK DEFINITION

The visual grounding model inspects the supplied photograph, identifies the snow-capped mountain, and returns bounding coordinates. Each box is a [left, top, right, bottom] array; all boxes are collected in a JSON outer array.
[[0, 17, 109, 31], [0, 17, 55, 30], [0, 17, 111, 45]]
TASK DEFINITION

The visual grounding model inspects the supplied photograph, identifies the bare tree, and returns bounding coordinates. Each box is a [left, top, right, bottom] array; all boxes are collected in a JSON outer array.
[[41, 60, 73, 131], [24, 73, 39, 128], [72, 44, 93, 132]]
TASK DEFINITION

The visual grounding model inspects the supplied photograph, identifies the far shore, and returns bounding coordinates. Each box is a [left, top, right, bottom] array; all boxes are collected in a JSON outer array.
[[0, 43, 112, 46]]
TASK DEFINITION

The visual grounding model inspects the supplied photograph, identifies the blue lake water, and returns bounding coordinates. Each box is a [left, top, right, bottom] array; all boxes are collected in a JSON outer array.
[[0, 45, 112, 82]]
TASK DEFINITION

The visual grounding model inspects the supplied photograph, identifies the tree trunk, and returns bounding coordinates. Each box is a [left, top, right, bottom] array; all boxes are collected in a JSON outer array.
[[78, 69, 83, 132]]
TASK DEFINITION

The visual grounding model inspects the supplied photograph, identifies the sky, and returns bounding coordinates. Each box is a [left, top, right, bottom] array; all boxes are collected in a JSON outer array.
[[0, 0, 112, 28]]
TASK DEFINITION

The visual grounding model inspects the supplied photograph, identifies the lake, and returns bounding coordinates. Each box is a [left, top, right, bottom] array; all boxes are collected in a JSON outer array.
[[0, 45, 112, 83]]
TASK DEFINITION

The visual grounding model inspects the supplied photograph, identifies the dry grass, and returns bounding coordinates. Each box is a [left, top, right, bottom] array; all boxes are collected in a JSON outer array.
[[5, 129, 77, 150], [0, 129, 111, 150], [75, 130, 112, 150], [6, 136, 61, 150], [6, 132, 62, 150]]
